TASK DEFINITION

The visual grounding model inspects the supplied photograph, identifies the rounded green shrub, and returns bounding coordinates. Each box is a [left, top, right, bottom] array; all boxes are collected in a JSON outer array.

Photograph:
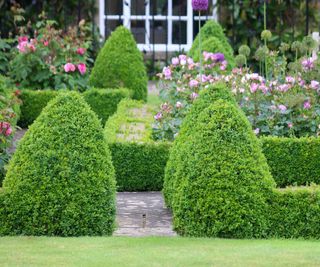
[[163, 83, 236, 208], [191, 37, 235, 69], [189, 20, 234, 60], [89, 26, 148, 101], [0, 92, 116, 236], [166, 99, 275, 238]]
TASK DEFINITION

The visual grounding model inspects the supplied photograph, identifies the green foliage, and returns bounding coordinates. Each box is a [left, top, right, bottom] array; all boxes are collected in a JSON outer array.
[[18, 90, 59, 128], [261, 137, 320, 187], [268, 186, 320, 238], [163, 83, 236, 207], [189, 20, 234, 60], [191, 37, 235, 69], [82, 88, 131, 125], [105, 99, 169, 191], [0, 92, 116, 236], [18, 88, 132, 128], [166, 99, 275, 238], [90, 26, 148, 101]]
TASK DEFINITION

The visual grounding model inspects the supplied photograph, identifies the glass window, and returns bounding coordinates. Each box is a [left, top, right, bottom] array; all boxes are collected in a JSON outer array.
[[150, 0, 167, 16], [150, 20, 167, 44], [131, 20, 146, 43], [172, 21, 187, 44], [131, 0, 146, 15], [106, 0, 123, 15], [105, 20, 123, 38], [173, 0, 187, 16]]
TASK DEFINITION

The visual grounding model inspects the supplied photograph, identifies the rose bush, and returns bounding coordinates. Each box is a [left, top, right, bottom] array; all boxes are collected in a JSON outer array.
[[153, 52, 228, 140], [0, 76, 21, 185], [154, 32, 320, 140], [9, 14, 92, 91]]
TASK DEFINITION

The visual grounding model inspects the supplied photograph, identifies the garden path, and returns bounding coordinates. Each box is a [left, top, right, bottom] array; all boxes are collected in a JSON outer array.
[[114, 192, 176, 237]]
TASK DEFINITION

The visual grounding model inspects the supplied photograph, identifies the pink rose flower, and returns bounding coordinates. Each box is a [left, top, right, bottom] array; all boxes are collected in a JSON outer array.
[[77, 47, 86, 55], [310, 80, 320, 90], [18, 36, 28, 43], [17, 41, 28, 53], [163, 67, 172, 80], [43, 40, 49, 46], [250, 83, 259, 93], [171, 57, 179, 66], [278, 104, 287, 113], [77, 63, 86, 75], [64, 63, 76, 73], [189, 79, 199, 88], [303, 101, 311, 110]]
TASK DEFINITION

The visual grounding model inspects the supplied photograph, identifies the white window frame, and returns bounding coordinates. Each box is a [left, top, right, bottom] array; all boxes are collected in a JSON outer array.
[[99, 0, 217, 52]]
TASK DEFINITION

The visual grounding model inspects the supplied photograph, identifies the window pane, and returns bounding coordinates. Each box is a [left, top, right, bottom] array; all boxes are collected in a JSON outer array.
[[131, 0, 145, 15], [151, 0, 167, 15], [150, 20, 167, 44], [106, 0, 123, 15], [106, 20, 123, 38], [173, 0, 187, 16], [131, 20, 145, 43], [172, 21, 187, 44]]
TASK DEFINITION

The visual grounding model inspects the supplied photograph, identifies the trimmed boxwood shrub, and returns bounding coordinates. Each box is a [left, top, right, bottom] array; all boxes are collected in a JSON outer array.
[[261, 136, 320, 187], [163, 83, 236, 208], [90, 26, 148, 101], [191, 37, 235, 69], [189, 20, 234, 60], [18, 88, 131, 128], [83, 88, 131, 125], [105, 99, 170, 191], [18, 89, 58, 128], [0, 92, 116, 236], [166, 99, 275, 238], [268, 186, 320, 238]]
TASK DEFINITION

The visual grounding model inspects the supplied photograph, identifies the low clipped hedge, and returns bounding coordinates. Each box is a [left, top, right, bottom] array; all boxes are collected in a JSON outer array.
[[83, 88, 131, 125], [268, 186, 320, 238], [18, 88, 130, 127], [105, 99, 170, 191], [0, 92, 116, 236], [261, 136, 320, 187], [18, 90, 58, 128], [90, 26, 148, 101]]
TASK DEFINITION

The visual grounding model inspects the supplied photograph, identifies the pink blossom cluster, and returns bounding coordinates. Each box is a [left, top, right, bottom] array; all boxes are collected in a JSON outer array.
[[17, 36, 36, 53], [64, 62, 86, 75], [0, 122, 12, 136], [301, 55, 317, 71]]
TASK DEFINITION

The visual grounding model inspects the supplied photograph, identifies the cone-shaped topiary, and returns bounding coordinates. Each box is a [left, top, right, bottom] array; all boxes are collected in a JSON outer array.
[[89, 26, 148, 101], [189, 20, 234, 58], [163, 83, 236, 208], [191, 37, 235, 69], [166, 99, 275, 238], [0, 92, 116, 236]]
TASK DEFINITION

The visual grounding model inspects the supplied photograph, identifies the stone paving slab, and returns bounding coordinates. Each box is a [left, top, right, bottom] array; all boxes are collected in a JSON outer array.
[[114, 192, 177, 237]]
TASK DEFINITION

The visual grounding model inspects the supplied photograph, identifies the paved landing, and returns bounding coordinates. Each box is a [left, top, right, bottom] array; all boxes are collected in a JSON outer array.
[[114, 192, 177, 237]]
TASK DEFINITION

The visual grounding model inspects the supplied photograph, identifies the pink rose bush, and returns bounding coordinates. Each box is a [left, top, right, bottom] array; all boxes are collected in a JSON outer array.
[[153, 52, 228, 140], [154, 47, 320, 140], [9, 16, 91, 91]]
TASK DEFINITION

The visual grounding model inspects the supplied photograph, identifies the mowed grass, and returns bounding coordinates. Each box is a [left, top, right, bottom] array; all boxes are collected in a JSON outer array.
[[0, 237, 320, 267]]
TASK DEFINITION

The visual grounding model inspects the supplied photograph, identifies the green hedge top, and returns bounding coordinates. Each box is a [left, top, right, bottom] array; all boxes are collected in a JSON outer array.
[[165, 99, 275, 238], [1, 92, 116, 236], [89, 26, 148, 101], [261, 136, 320, 187], [268, 185, 320, 238]]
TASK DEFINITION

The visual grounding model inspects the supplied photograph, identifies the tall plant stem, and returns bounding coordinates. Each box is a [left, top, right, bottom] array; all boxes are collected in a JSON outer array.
[[264, 1, 268, 79], [199, 10, 202, 90]]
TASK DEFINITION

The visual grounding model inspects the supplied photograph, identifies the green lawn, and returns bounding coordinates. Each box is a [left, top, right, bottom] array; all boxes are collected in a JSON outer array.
[[0, 237, 320, 267]]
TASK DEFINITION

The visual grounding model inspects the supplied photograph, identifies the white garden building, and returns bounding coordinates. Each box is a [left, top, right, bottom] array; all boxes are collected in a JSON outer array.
[[97, 0, 218, 52]]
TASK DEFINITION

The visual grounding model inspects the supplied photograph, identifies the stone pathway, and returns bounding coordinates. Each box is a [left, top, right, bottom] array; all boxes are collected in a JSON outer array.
[[114, 192, 176, 237], [7, 129, 27, 155]]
